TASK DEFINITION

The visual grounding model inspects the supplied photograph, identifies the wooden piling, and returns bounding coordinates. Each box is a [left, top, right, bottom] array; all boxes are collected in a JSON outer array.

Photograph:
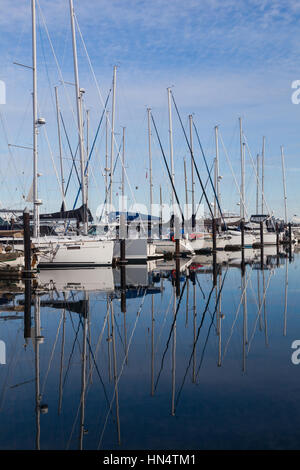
[[213, 253, 217, 287], [192, 213, 196, 231], [289, 223, 292, 245], [175, 239, 180, 259], [175, 255, 181, 297], [23, 209, 32, 277], [24, 278, 32, 340], [276, 223, 279, 253], [240, 219, 245, 275], [260, 221, 264, 270], [212, 218, 217, 253], [148, 215, 151, 240], [241, 219, 245, 250], [288, 223, 292, 261], [212, 218, 218, 285], [120, 239, 126, 265]]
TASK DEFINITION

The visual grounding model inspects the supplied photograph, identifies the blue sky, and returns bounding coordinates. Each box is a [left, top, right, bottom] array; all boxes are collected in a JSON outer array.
[[0, 0, 300, 219]]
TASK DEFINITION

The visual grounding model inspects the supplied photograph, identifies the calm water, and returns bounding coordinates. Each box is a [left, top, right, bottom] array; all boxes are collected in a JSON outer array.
[[0, 247, 299, 450]]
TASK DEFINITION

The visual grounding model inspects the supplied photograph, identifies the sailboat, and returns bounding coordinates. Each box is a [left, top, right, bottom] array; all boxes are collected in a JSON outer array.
[[202, 122, 256, 251], [145, 103, 195, 256], [29, 0, 114, 268], [0, 248, 25, 273]]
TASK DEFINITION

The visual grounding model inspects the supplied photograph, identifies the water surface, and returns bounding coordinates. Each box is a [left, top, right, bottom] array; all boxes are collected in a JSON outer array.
[[0, 248, 299, 450]]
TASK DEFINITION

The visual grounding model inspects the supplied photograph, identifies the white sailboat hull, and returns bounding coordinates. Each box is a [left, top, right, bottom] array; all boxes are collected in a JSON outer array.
[[189, 233, 205, 251], [113, 238, 159, 262], [253, 231, 277, 245], [35, 237, 114, 268], [0, 253, 25, 270], [226, 231, 256, 248], [203, 231, 256, 250], [153, 238, 195, 255]]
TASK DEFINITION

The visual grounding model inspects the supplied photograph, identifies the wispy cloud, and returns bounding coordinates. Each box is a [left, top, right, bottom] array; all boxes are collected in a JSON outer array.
[[0, 0, 300, 216]]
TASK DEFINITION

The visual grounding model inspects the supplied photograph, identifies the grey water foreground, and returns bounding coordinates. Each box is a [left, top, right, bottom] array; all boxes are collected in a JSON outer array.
[[0, 247, 299, 451]]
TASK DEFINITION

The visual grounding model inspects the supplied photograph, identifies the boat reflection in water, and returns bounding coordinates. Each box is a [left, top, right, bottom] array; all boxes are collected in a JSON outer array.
[[0, 246, 297, 450], [38, 267, 115, 293]]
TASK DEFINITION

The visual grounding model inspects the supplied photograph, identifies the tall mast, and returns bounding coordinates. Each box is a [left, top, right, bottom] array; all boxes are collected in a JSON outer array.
[[55, 86, 65, 210], [239, 117, 245, 220], [86, 109, 89, 160], [69, 0, 87, 234], [121, 127, 125, 203], [242, 143, 246, 219], [256, 154, 260, 215], [147, 108, 153, 213], [86, 109, 90, 209], [110, 66, 117, 208], [189, 115, 195, 228], [32, 0, 39, 238], [159, 185, 163, 239], [261, 136, 265, 213], [281, 145, 288, 224], [214, 125, 220, 219], [167, 88, 175, 209], [184, 157, 188, 210], [105, 110, 109, 210]]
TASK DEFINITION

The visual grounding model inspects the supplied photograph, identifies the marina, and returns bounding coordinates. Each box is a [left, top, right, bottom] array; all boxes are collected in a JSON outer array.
[[1, 0, 300, 456]]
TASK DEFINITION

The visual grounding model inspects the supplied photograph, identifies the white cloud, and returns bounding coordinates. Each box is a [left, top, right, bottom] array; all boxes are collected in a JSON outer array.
[[1, 0, 300, 216]]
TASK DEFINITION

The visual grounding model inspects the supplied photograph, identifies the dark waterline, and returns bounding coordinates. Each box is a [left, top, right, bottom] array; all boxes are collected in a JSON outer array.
[[0, 248, 299, 450]]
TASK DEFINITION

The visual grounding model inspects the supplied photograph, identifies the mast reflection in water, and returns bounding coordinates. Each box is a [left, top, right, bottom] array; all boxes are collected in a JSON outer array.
[[0, 246, 299, 450]]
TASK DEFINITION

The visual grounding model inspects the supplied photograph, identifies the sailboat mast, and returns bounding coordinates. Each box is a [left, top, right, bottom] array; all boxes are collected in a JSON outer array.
[[256, 154, 260, 215], [167, 88, 175, 209], [147, 108, 153, 212], [189, 115, 195, 228], [160, 185, 163, 239], [214, 125, 220, 219], [105, 110, 109, 209], [239, 117, 245, 220], [281, 145, 288, 224], [86, 109, 90, 209], [32, 0, 39, 238], [184, 157, 188, 209], [110, 66, 117, 208], [261, 136, 265, 213], [69, 0, 87, 234], [55, 86, 65, 209], [122, 127, 125, 203]]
